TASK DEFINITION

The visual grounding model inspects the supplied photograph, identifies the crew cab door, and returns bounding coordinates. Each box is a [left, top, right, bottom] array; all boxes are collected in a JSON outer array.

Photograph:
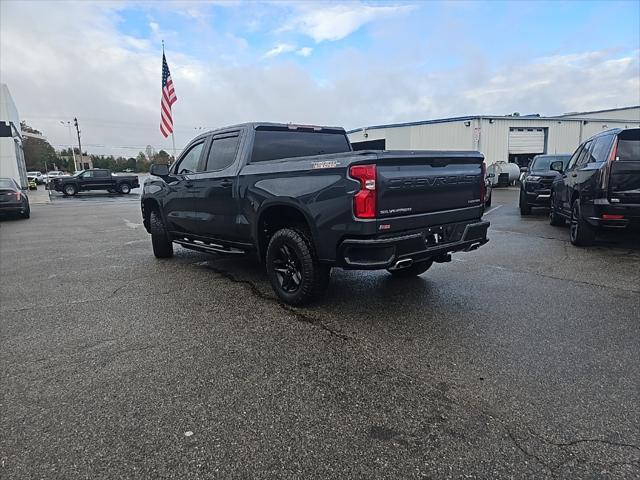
[[191, 132, 242, 240], [163, 141, 206, 233], [92, 169, 113, 189], [77, 170, 95, 190]]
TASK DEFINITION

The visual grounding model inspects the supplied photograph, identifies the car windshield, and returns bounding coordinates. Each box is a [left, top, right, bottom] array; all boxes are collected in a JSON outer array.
[[73, 170, 85, 177], [28, 172, 39, 175], [530, 155, 571, 171], [0, 179, 15, 189]]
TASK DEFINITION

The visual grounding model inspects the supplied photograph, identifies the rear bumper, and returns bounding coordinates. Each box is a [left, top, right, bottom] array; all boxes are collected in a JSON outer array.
[[0, 203, 27, 213], [583, 201, 640, 230], [338, 220, 490, 269]]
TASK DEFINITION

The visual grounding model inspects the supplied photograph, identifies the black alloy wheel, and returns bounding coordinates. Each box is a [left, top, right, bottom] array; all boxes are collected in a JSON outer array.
[[272, 243, 302, 293], [569, 200, 595, 246], [265, 228, 330, 306], [149, 210, 174, 258]]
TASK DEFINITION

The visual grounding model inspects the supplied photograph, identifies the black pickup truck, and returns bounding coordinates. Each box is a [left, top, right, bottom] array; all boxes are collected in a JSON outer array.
[[53, 169, 139, 196], [141, 123, 489, 305]]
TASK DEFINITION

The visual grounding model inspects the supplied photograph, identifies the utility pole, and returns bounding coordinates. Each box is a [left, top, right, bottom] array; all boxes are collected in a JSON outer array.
[[74, 117, 83, 171], [60, 121, 77, 172]]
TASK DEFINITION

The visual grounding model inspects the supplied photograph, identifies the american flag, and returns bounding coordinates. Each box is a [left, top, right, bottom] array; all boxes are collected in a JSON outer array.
[[160, 52, 177, 138]]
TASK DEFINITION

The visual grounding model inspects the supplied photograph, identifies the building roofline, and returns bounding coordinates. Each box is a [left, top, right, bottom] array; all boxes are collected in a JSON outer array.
[[346, 112, 640, 134], [555, 105, 640, 117]]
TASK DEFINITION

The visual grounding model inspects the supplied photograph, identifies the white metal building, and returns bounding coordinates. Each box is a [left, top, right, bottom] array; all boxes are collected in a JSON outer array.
[[0, 83, 27, 188], [348, 106, 640, 167]]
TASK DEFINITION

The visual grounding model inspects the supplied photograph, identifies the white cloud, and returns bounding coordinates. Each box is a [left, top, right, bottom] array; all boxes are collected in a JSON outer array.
[[263, 43, 296, 58], [281, 4, 415, 42], [296, 47, 313, 57]]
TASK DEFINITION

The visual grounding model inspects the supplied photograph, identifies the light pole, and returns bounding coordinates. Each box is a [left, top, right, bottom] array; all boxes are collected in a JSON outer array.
[[60, 121, 77, 171]]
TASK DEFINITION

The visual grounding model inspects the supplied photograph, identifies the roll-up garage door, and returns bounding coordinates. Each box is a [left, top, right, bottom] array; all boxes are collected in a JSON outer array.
[[508, 127, 545, 154]]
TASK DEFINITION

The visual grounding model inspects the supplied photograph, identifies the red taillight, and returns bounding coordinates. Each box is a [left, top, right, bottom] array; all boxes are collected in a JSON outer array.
[[14, 191, 21, 201], [609, 138, 618, 163], [480, 162, 486, 205], [602, 214, 624, 220], [350, 164, 376, 219]]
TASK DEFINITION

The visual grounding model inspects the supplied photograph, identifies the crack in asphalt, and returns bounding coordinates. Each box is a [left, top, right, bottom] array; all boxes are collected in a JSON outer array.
[[200, 262, 353, 341], [505, 429, 556, 475]]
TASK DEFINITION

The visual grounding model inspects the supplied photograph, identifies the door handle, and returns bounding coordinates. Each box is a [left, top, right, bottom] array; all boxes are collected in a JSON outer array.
[[220, 179, 233, 188], [185, 182, 193, 188]]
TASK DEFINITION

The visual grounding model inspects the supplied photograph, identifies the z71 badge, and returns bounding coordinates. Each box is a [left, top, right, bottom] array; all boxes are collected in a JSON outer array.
[[312, 160, 340, 169]]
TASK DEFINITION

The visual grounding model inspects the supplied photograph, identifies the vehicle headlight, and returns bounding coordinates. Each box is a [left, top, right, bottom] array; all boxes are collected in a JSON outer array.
[[527, 175, 541, 182]]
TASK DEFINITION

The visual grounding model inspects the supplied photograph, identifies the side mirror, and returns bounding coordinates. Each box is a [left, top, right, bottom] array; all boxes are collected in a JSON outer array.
[[550, 161, 564, 173], [150, 163, 170, 176], [519, 166, 528, 173]]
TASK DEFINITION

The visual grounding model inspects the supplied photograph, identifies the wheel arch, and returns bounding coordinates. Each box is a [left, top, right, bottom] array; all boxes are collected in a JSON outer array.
[[254, 200, 318, 262], [142, 197, 161, 232]]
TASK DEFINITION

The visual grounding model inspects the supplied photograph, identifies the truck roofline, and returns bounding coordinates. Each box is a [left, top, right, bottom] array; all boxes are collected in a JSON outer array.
[[191, 122, 347, 142]]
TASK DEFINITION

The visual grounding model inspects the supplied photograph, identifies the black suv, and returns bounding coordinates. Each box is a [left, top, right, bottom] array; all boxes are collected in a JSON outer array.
[[549, 128, 640, 245], [519, 154, 571, 215]]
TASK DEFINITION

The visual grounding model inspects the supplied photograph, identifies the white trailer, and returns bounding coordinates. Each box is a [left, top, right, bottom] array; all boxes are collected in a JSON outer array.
[[0, 84, 27, 189]]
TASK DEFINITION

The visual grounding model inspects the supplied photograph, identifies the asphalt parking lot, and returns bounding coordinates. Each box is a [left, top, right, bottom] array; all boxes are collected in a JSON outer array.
[[1, 188, 639, 479]]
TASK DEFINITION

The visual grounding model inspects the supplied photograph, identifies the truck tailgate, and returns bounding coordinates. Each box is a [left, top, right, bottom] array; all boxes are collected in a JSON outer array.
[[375, 151, 484, 218]]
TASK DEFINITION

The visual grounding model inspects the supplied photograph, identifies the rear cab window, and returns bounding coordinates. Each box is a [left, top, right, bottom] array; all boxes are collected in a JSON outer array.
[[251, 126, 351, 163]]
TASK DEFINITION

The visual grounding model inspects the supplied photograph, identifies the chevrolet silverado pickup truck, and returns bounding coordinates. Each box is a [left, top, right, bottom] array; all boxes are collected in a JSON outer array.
[[142, 123, 490, 305], [53, 169, 139, 196]]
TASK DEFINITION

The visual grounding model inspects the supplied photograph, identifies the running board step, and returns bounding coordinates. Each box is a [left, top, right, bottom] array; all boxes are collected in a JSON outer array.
[[173, 239, 245, 255]]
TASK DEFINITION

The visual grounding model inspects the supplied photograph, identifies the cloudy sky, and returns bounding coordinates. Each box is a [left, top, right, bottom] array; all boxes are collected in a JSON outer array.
[[1, 0, 639, 156]]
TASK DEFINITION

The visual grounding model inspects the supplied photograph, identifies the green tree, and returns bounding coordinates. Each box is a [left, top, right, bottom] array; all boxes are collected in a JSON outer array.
[[20, 122, 58, 171], [154, 149, 171, 165], [135, 151, 149, 172]]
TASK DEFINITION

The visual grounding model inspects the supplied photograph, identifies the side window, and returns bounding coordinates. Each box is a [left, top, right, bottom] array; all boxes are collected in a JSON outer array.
[[566, 145, 583, 170], [575, 141, 593, 168], [82, 171, 93, 178], [175, 142, 204, 174], [206, 135, 240, 171], [94, 170, 109, 178], [590, 135, 614, 163]]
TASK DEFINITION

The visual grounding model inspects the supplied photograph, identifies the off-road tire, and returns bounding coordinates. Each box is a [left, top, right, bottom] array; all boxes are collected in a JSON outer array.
[[119, 183, 131, 194], [570, 200, 595, 246], [387, 259, 433, 277], [63, 184, 77, 196], [485, 191, 492, 208], [150, 210, 173, 258], [266, 227, 330, 306], [519, 189, 531, 215], [549, 194, 564, 226]]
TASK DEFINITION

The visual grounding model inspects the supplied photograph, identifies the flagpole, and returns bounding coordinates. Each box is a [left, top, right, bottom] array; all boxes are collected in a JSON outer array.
[[171, 132, 177, 160]]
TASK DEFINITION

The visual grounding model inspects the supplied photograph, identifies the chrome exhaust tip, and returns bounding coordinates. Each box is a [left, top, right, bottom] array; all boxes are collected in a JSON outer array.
[[465, 242, 481, 251], [389, 258, 413, 270]]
